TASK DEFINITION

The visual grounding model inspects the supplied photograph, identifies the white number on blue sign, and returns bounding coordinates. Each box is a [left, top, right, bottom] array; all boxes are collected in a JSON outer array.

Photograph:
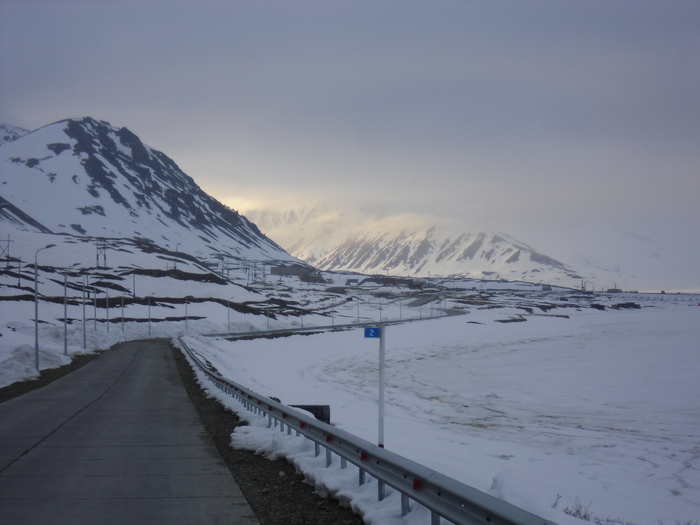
[[364, 327, 381, 338]]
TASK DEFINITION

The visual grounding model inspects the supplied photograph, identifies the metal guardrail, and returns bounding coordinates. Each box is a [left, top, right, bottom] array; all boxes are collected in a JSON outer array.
[[178, 336, 557, 525], [203, 312, 466, 340]]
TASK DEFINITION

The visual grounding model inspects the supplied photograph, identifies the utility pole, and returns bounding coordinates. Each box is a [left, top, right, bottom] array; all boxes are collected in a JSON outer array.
[[95, 239, 108, 268], [34, 244, 56, 371]]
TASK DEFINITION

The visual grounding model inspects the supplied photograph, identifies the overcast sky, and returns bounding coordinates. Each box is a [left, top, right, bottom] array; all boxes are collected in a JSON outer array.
[[1, 0, 698, 289]]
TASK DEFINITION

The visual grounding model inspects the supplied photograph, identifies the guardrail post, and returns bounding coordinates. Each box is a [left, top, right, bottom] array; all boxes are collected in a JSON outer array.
[[431, 511, 440, 525], [287, 426, 292, 435], [268, 414, 272, 428], [359, 469, 365, 485], [326, 448, 332, 467], [401, 493, 410, 516], [378, 480, 386, 501], [314, 443, 320, 457], [341, 457, 347, 469]]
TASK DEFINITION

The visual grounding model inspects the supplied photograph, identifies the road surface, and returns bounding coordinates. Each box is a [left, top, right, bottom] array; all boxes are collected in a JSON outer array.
[[0, 339, 258, 524]]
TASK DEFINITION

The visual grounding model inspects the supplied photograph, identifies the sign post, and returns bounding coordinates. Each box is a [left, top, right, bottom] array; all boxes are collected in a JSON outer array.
[[365, 326, 385, 448]]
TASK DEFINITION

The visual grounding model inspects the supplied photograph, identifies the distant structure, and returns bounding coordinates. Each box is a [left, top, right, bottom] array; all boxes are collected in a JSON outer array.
[[270, 265, 323, 282]]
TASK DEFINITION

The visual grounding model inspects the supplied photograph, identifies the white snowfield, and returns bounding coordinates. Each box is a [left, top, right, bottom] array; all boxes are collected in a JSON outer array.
[[181, 297, 700, 525], [1, 244, 698, 524]]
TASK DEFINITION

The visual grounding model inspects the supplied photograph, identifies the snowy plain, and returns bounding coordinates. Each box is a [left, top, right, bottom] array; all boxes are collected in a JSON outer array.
[[180, 296, 700, 525]]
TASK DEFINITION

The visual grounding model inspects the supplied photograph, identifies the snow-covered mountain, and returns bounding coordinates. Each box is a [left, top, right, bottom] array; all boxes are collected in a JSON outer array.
[[0, 117, 296, 264], [0, 123, 29, 146], [248, 205, 585, 285]]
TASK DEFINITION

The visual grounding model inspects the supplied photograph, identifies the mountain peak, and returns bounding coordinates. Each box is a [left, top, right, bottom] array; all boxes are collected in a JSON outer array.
[[0, 117, 295, 264], [0, 122, 30, 146]]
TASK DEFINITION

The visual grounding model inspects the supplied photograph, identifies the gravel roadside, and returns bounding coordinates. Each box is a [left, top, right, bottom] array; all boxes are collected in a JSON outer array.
[[173, 344, 365, 525]]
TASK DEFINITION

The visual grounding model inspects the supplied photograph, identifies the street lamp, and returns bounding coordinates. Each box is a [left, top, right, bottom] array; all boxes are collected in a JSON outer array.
[[184, 296, 194, 331], [63, 274, 68, 356], [82, 275, 87, 349], [227, 296, 236, 333], [106, 288, 110, 333], [34, 244, 56, 371], [148, 293, 155, 337]]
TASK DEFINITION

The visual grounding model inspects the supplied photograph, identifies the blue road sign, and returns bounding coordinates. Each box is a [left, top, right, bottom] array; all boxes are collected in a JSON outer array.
[[364, 327, 381, 338]]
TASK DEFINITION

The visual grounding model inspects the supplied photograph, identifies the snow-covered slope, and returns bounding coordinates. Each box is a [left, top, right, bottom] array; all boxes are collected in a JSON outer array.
[[0, 117, 295, 264], [249, 205, 583, 285]]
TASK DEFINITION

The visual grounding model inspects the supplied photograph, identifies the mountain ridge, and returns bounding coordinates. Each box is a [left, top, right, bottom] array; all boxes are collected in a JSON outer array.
[[0, 117, 296, 265], [247, 205, 585, 285]]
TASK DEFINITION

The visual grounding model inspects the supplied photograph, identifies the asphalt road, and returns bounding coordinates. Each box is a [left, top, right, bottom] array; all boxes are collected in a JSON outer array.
[[0, 339, 259, 524]]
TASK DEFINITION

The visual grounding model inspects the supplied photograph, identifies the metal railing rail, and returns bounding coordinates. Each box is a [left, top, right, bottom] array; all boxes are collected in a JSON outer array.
[[178, 336, 557, 525], [204, 319, 424, 339], [203, 311, 466, 339]]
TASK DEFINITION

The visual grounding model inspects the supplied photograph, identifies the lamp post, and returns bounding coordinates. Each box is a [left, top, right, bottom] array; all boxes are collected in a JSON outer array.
[[63, 274, 68, 356], [93, 279, 97, 331], [148, 293, 154, 338], [34, 244, 56, 371], [227, 297, 235, 333], [184, 296, 194, 331], [82, 275, 87, 349], [106, 288, 109, 333]]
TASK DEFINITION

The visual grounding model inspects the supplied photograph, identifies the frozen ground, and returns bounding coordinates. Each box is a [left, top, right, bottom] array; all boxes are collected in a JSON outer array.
[[182, 294, 700, 525]]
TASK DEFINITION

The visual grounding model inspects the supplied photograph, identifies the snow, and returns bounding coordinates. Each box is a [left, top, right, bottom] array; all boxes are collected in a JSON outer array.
[[2, 228, 699, 524], [180, 296, 700, 525]]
